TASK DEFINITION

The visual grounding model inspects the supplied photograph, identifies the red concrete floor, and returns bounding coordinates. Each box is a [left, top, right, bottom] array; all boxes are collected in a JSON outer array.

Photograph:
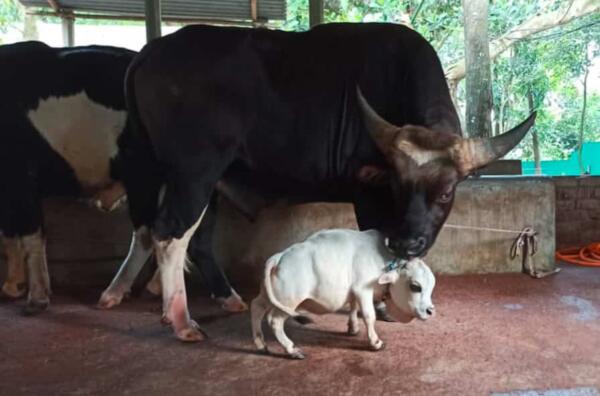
[[0, 264, 599, 396]]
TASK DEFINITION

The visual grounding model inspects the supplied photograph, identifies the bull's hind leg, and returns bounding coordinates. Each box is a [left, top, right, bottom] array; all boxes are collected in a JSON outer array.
[[153, 169, 232, 342], [188, 197, 247, 313], [1, 236, 27, 299]]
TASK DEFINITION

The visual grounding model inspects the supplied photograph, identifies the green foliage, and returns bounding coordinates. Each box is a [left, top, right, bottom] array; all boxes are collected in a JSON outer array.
[[0, 0, 23, 34]]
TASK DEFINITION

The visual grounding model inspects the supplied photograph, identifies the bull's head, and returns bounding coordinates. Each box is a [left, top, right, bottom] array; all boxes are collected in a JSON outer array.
[[357, 89, 535, 259]]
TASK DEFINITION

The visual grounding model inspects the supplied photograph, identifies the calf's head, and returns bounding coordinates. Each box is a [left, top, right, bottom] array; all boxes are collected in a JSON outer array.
[[378, 258, 435, 323], [357, 89, 535, 259]]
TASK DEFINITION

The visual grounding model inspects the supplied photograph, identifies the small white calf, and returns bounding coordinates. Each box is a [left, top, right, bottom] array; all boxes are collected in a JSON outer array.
[[251, 229, 436, 359]]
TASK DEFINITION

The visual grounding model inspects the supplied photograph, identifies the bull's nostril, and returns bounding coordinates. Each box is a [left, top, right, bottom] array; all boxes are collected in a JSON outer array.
[[416, 237, 426, 249], [426, 306, 434, 315]]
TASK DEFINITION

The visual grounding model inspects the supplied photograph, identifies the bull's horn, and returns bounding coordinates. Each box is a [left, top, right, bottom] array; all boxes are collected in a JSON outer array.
[[454, 112, 536, 174], [356, 86, 398, 153]]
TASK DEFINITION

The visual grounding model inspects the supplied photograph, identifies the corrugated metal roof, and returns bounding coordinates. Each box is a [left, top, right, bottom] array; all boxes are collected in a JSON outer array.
[[19, 0, 286, 21]]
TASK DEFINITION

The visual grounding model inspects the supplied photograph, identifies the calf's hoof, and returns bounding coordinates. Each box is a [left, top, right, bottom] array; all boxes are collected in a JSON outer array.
[[347, 326, 360, 336], [288, 349, 305, 360], [257, 346, 270, 355], [175, 320, 207, 342], [22, 299, 49, 316], [97, 290, 127, 310], [375, 305, 396, 322], [370, 339, 385, 351], [217, 291, 248, 313]]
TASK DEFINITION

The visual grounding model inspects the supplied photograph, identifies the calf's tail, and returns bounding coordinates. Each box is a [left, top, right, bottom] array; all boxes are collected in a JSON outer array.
[[263, 255, 300, 318]]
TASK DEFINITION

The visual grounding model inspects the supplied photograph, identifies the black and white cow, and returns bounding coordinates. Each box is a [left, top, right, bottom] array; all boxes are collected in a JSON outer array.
[[0, 41, 245, 314], [116, 22, 535, 341]]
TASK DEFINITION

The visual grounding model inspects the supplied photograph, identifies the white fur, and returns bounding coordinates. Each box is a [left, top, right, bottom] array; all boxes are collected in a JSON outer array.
[[27, 91, 126, 190], [251, 229, 436, 358], [154, 207, 207, 341], [396, 140, 447, 166]]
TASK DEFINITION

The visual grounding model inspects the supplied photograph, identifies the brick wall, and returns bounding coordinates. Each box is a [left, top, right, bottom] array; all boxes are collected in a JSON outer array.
[[554, 176, 600, 249]]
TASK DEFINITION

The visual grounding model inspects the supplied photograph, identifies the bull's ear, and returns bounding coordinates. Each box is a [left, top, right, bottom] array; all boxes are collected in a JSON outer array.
[[356, 86, 399, 154], [357, 165, 389, 185], [452, 113, 536, 174], [378, 270, 400, 285]]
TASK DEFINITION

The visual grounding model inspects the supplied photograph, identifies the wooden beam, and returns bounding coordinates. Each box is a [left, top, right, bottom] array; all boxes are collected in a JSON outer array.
[[28, 10, 260, 27], [47, 0, 61, 13]]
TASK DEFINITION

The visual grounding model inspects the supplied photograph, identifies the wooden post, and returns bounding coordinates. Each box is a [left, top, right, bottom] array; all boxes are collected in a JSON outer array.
[[145, 0, 162, 42], [309, 0, 323, 28], [61, 13, 74, 46]]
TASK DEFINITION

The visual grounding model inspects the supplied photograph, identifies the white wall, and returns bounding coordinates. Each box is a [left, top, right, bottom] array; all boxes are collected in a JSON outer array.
[[2, 20, 181, 51]]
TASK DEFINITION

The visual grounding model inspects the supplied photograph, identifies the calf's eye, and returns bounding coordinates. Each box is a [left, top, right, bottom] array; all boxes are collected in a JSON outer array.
[[409, 282, 422, 293]]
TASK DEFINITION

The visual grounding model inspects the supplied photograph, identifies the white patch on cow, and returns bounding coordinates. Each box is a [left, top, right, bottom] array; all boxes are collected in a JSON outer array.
[[396, 140, 447, 166], [27, 91, 126, 190]]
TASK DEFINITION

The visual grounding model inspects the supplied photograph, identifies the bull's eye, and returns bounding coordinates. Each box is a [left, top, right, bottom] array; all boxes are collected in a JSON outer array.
[[409, 282, 422, 293], [437, 191, 453, 203]]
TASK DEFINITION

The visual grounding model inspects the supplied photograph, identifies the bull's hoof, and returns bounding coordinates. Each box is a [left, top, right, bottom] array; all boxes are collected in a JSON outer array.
[[375, 305, 396, 322], [288, 349, 305, 360], [175, 320, 207, 342], [22, 299, 49, 316], [219, 294, 248, 313], [97, 290, 127, 310], [370, 339, 385, 351]]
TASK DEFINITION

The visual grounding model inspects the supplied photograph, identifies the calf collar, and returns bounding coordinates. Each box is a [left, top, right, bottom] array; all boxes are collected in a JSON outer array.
[[382, 258, 407, 303], [385, 257, 407, 273]]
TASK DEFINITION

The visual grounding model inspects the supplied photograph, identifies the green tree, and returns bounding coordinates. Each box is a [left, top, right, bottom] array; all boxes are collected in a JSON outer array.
[[0, 0, 23, 37]]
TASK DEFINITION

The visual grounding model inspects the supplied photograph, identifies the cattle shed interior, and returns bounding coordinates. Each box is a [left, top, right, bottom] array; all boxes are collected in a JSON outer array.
[[1, 1, 600, 396]]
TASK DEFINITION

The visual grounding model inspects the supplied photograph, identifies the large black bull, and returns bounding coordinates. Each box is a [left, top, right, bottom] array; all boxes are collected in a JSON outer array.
[[116, 22, 534, 341]]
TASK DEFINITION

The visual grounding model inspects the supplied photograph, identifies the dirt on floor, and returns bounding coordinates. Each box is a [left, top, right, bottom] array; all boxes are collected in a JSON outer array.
[[0, 264, 599, 396]]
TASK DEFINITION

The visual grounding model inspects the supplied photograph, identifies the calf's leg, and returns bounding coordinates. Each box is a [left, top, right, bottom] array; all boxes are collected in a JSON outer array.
[[270, 312, 304, 359], [356, 291, 384, 351], [347, 298, 360, 336], [251, 292, 270, 352]]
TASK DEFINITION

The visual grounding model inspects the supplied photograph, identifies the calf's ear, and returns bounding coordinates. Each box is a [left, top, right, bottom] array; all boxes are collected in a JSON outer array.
[[378, 271, 400, 285]]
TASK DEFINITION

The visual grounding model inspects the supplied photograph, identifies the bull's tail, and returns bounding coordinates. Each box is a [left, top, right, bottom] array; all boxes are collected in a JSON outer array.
[[263, 255, 300, 318]]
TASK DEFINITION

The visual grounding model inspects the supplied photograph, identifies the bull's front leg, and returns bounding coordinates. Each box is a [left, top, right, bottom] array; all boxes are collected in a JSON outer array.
[[1, 236, 27, 299], [356, 290, 385, 351]]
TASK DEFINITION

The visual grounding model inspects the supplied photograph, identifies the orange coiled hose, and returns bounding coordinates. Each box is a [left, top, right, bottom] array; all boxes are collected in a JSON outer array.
[[556, 243, 600, 267]]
